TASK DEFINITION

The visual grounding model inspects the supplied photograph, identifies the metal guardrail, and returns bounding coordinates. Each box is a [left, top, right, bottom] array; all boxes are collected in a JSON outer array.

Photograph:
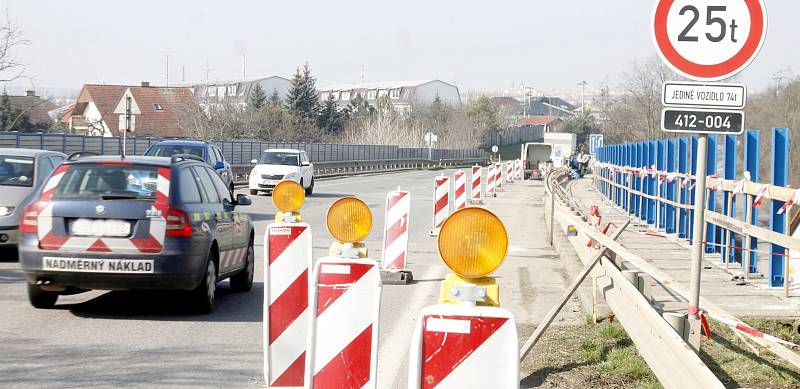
[[230, 158, 489, 185], [545, 168, 725, 389], [545, 168, 800, 387]]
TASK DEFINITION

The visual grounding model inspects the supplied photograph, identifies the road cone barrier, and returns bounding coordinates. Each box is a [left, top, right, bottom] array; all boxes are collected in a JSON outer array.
[[506, 162, 514, 183], [494, 163, 503, 191], [486, 164, 496, 197], [264, 180, 313, 388], [306, 197, 382, 388], [470, 165, 483, 204], [429, 175, 450, 236], [408, 208, 519, 389], [453, 170, 467, 210], [381, 188, 413, 285], [515, 159, 523, 180]]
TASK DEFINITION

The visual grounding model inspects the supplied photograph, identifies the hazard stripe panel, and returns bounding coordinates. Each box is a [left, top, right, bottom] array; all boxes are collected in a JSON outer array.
[[308, 258, 381, 389], [421, 315, 508, 388], [264, 223, 313, 388], [408, 305, 519, 389]]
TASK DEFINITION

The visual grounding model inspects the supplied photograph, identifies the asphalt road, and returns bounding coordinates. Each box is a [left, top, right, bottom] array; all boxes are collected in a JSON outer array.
[[0, 168, 580, 388]]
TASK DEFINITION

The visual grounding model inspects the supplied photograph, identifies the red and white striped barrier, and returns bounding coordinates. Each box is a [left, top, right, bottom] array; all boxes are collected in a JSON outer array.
[[264, 223, 313, 388], [505, 162, 514, 183], [486, 164, 496, 197], [34, 164, 170, 254], [515, 159, 523, 180], [695, 307, 800, 349], [306, 258, 382, 388], [382, 189, 410, 272], [430, 176, 450, 235], [453, 170, 467, 210], [407, 304, 519, 388], [470, 165, 483, 203], [494, 163, 503, 191]]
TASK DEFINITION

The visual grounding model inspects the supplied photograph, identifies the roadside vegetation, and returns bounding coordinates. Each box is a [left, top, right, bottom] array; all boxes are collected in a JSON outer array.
[[519, 317, 800, 389], [177, 62, 505, 149]]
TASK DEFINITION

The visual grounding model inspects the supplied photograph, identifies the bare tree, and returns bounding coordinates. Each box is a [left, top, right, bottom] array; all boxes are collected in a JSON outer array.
[[601, 56, 679, 143], [0, 11, 28, 83]]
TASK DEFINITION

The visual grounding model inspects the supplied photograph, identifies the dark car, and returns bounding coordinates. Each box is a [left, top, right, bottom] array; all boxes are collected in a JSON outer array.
[[18, 154, 255, 313], [144, 140, 234, 192]]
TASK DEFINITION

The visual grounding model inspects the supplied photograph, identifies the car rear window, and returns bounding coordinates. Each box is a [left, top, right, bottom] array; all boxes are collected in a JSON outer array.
[[54, 164, 161, 200], [145, 145, 204, 159], [258, 152, 299, 166], [0, 155, 35, 187]]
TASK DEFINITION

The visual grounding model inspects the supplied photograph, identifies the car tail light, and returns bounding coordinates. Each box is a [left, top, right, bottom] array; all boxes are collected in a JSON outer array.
[[20, 201, 41, 234], [165, 207, 192, 238]]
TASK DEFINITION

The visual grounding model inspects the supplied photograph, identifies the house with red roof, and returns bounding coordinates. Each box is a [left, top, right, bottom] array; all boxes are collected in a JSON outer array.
[[63, 82, 196, 137]]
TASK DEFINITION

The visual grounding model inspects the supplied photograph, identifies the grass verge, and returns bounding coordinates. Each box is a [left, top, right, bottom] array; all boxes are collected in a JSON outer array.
[[519, 318, 800, 388]]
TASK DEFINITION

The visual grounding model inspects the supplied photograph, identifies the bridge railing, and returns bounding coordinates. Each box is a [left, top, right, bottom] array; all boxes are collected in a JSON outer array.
[[594, 128, 798, 290]]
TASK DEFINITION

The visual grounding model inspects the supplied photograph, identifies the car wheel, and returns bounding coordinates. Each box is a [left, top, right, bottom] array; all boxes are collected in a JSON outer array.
[[191, 254, 217, 314], [230, 239, 254, 292], [305, 178, 314, 195], [249, 189, 258, 196], [27, 283, 58, 309]]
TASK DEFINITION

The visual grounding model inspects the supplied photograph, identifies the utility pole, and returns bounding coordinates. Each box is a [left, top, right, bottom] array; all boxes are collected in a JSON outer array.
[[578, 80, 588, 113], [164, 54, 172, 87], [242, 55, 246, 78], [203, 60, 212, 81]]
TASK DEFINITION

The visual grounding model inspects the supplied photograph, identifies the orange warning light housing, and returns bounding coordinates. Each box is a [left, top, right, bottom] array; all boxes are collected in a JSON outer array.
[[326, 197, 372, 243], [437, 207, 508, 278]]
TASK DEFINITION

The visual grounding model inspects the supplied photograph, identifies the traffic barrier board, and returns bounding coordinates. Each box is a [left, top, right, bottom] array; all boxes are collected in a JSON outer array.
[[430, 176, 451, 235], [264, 223, 313, 388], [486, 164, 496, 197], [306, 258, 381, 388], [407, 304, 519, 389], [382, 190, 410, 272], [505, 162, 514, 183], [495, 163, 503, 191], [454, 170, 467, 210], [470, 165, 483, 203]]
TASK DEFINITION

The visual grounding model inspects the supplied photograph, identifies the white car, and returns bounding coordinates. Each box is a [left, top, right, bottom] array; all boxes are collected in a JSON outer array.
[[248, 149, 314, 195]]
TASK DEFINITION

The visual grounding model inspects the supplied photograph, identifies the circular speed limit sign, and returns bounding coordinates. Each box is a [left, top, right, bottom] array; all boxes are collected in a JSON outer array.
[[652, 0, 767, 81]]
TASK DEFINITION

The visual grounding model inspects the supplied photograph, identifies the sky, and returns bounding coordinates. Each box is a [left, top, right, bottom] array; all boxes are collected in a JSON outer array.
[[3, 0, 798, 97]]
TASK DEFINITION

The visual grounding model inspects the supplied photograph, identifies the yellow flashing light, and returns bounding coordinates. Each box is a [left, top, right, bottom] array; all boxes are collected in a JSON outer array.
[[272, 180, 305, 213], [438, 207, 508, 278], [326, 197, 372, 243]]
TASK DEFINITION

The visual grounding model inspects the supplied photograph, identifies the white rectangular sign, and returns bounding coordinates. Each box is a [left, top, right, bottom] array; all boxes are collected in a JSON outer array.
[[663, 82, 746, 109]]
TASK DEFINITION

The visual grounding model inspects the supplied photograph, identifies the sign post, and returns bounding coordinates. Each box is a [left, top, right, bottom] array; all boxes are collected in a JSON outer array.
[[424, 132, 438, 161], [652, 0, 767, 352], [113, 88, 141, 158]]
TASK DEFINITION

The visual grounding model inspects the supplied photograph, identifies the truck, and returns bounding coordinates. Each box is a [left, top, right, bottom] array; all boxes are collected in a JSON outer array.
[[521, 133, 577, 180]]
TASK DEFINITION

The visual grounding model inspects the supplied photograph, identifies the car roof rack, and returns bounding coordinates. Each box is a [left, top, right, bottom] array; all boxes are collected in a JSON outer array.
[[171, 154, 205, 164], [66, 151, 99, 161]]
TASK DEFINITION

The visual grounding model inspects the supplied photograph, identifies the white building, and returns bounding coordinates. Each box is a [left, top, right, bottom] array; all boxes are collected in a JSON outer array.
[[178, 76, 292, 108], [318, 80, 461, 113]]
